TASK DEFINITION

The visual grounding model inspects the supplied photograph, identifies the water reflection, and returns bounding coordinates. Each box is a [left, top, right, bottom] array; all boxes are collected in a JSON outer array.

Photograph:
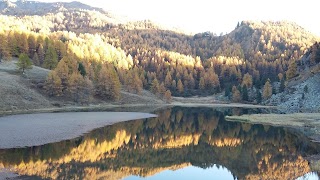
[[0, 107, 319, 180]]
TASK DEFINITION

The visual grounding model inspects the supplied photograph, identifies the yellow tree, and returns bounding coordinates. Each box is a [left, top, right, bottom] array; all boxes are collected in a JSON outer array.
[[164, 90, 172, 103], [177, 79, 184, 94], [43, 46, 58, 70], [199, 77, 205, 90], [242, 73, 253, 88], [96, 65, 121, 100], [263, 79, 273, 100], [232, 86, 241, 102], [164, 72, 172, 88], [68, 72, 83, 102], [286, 60, 297, 80], [151, 78, 160, 95], [55, 59, 70, 92], [45, 71, 62, 97], [0, 33, 11, 61]]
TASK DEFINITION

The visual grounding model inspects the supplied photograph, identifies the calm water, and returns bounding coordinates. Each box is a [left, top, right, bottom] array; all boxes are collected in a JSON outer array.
[[0, 107, 320, 180]]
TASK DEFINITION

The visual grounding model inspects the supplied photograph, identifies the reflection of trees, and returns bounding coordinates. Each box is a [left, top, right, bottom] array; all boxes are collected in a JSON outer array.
[[0, 107, 319, 180]]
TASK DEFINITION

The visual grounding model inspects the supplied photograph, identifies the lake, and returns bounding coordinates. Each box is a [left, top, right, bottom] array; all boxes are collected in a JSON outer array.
[[0, 107, 319, 180]]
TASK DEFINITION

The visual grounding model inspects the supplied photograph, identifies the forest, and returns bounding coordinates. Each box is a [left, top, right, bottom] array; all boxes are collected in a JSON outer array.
[[0, 1, 319, 104]]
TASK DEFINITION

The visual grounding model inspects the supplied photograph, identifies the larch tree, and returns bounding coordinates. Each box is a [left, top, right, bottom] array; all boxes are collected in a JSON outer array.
[[286, 60, 297, 80], [67, 72, 85, 102], [27, 34, 37, 59], [16, 53, 32, 74], [0, 33, 11, 61], [96, 65, 121, 100], [199, 77, 205, 90], [242, 85, 249, 101], [242, 73, 253, 88], [45, 71, 62, 97], [44, 46, 58, 70], [263, 79, 273, 100], [37, 44, 45, 66], [55, 59, 70, 92], [151, 78, 160, 95], [164, 90, 172, 103], [232, 85, 241, 102], [177, 79, 184, 94], [32, 52, 40, 66]]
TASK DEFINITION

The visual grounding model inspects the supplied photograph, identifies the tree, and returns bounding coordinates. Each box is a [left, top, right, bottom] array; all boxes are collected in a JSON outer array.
[[164, 90, 172, 103], [286, 60, 297, 80], [16, 53, 32, 74], [242, 85, 249, 101], [199, 77, 205, 90], [159, 82, 166, 98], [68, 72, 85, 102], [263, 79, 272, 100], [279, 78, 285, 93], [0, 34, 11, 61], [164, 73, 172, 88], [37, 44, 45, 66], [45, 71, 62, 97], [242, 73, 253, 88], [78, 62, 87, 77], [232, 85, 241, 102], [177, 79, 184, 94], [55, 59, 69, 91], [151, 78, 160, 95], [256, 90, 262, 104], [43, 46, 58, 70], [32, 52, 40, 66], [28, 34, 37, 58], [96, 65, 121, 100]]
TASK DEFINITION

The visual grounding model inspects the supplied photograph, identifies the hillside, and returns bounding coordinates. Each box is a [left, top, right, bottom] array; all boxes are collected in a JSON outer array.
[[0, 0, 105, 15], [267, 43, 320, 112], [0, 0, 319, 110], [0, 60, 165, 112]]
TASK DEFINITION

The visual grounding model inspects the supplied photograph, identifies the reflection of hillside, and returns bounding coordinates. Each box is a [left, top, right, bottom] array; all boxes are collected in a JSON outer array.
[[0, 107, 319, 179]]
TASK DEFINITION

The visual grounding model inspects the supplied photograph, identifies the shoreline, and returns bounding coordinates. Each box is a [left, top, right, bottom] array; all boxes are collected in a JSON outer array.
[[0, 112, 157, 149], [0, 102, 276, 116], [226, 113, 320, 142]]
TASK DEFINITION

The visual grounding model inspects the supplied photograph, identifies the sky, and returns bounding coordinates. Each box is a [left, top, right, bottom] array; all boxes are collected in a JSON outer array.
[[35, 0, 319, 36]]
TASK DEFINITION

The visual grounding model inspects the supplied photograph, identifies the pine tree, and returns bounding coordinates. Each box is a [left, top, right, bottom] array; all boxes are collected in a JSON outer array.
[[16, 53, 32, 74]]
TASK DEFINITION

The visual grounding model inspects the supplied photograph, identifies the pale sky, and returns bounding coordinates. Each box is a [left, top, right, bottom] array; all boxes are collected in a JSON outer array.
[[36, 0, 320, 36]]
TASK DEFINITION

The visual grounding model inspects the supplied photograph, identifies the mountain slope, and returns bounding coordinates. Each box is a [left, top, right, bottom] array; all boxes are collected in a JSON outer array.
[[268, 43, 320, 112], [0, 0, 105, 15], [0, 0, 319, 106]]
